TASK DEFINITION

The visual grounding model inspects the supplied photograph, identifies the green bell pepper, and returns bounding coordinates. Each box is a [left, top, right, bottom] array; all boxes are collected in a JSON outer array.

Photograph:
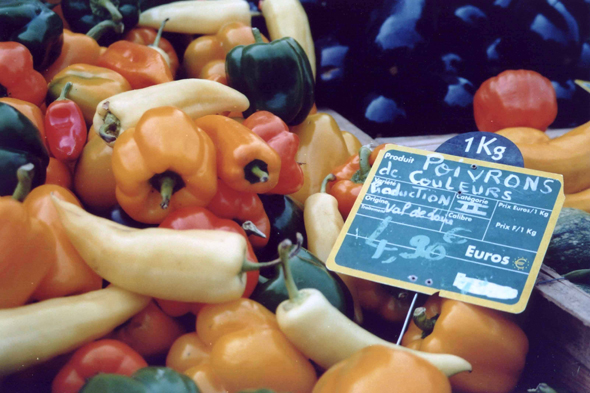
[[0, 102, 49, 196], [226, 28, 315, 126], [251, 247, 355, 320], [0, 0, 63, 71], [80, 367, 200, 393]]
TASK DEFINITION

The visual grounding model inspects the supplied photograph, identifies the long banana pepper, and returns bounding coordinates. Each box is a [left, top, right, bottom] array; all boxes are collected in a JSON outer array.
[[93, 79, 250, 144], [274, 241, 472, 377], [0, 286, 150, 376], [51, 197, 282, 303], [260, 0, 316, 79], [138, 0, 251, 35]]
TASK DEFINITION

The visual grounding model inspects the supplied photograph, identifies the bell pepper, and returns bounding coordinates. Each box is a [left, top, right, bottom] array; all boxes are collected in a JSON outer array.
[[289, 113, 351, 204], [45, 82, 88, 162], [0, 42, 48, 107], [207, 179, 271, 249], [226, 28, 315, 126], [355, 279, 412, 323], [272, 240, 472, 376], [159, 206, 260, 299], [260, 0, 316, 79], [313, 345, 452, 393], [251, 246, 355, 319], [0, 102, 49, 196], [93, 79, 249, 144], [328, 144, 388, 219], [0, 97, 46, 147], [341, 131, 362, 157], [51, 197, 284, 303], [52, 339, 148, 393], [169, 298, 317, 393], [112, 106, 217, 224], [0, 286, 150, 376], [46, 157, 73, 190], [183, 21, 266, 83], [0, 164, 55, 309], [43, 29, 102, 83], [23, 184, 102, 301], [243, 111, 304, 195], [114, 301, 185, 358], [474, 70, 558, 132], [61, 0, 140, 46], [48, 64, 132, 125], [124, 26, 179, 76], [194, 115, 281, 194], [138, 0, 251, 35], [0, 0, 63, 71], [73, 128, 118, 211], [401, 295, 529, 393], [80, 366, 199, 393], [97, 20, 174, 90], [256, 194, 307, 261]]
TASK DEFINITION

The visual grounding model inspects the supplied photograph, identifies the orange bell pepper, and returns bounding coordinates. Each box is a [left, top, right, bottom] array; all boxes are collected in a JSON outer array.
[[328, 144, 387, 219], [207, 179, 271, 249], [45, 158, 73, 190], [0, 97, 46, 147], [124, 26, 179, 77], [43, 29, 101, 83], [183, 21, 267, 83], [114, 301, 185, 358], [194, 115, 281, 194], [166, 298, 317, 393], [313, 345, 452, 393], [22, 184, 102, 301], [0, 164, 55, 308], [112, 107, 217, 224], [401, 295, 529, 393]]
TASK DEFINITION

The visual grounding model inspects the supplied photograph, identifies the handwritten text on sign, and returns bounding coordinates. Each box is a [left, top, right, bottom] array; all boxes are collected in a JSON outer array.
[[326, 145, 564, 313]]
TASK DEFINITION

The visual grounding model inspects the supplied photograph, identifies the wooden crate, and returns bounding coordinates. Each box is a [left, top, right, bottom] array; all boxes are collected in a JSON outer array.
[[324, 109, 590, 393]]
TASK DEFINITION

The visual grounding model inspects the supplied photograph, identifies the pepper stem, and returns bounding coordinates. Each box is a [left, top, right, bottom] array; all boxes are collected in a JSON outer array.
[[250, 165, 269, 183], [159, 176, 175, 209], [351, 146, 372, 183], [12, 163, 35, 202], [527, 384, 558, 393], [57, 82, 73, 101], [321, 174, 335, 193], [242, 221, 267, 238], [86, 20, 124, 41], [280, 237, 300, 301], [98, 112, 121, 144], [563, 269, 590, 284], [93, 0, 123, 22], [241, 234, 303, 273], [151, 18, 169, 49], [413, 307, 438, 338], [252, 28, 264, 44]]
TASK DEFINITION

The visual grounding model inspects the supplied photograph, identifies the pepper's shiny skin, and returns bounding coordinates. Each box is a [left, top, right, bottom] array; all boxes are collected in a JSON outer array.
[[0, 42, 48, 107], [124, 26, 179, 76], [43, 29, 101, 83]]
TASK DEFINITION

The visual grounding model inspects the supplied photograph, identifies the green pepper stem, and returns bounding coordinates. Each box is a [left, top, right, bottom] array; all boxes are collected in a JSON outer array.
[[413, 307, 438, 337], [321, 174, 336, 194], [250, 165, 269, 183], [280, 239, 300, 301], [351, 146, 372, 183], [563, 269, 590, 284], [98, 112, 121, 144], [159, 176, 175, 209], [241, 234, 303, 273], [86, 20, 124, 41], [527, 383, 558, 393], [12, 163, 35, 202], [94, 0, 123, 22], [242, 221, 266, 238], [252, 28, 264, 44], [57, 82, 73, 101], [151, 18, 169, 49]]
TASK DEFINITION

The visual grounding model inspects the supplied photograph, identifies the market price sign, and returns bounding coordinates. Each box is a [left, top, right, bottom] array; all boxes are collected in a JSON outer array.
[[326, 144, 564, 313]]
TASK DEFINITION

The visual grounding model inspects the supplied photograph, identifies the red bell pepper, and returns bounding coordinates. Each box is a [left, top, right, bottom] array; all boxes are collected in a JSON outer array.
[[44, 82, 87, 162], [51, 339, 147, 393], [243, 111, 304, 195], [0, 42, 47, 107], [207, 179, 271, 249]]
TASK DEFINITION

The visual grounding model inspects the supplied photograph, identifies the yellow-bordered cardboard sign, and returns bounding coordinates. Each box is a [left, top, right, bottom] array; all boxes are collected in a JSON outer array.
[[326, 144, 564, 313]]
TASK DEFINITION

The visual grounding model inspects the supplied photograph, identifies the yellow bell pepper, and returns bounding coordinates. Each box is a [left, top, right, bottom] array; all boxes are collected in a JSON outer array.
[[289, 113, 350, 204], [341, 131, 362, 157]]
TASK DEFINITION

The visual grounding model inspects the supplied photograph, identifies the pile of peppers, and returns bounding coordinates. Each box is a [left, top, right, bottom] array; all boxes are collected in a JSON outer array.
[[0, 1, 550, 392]]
